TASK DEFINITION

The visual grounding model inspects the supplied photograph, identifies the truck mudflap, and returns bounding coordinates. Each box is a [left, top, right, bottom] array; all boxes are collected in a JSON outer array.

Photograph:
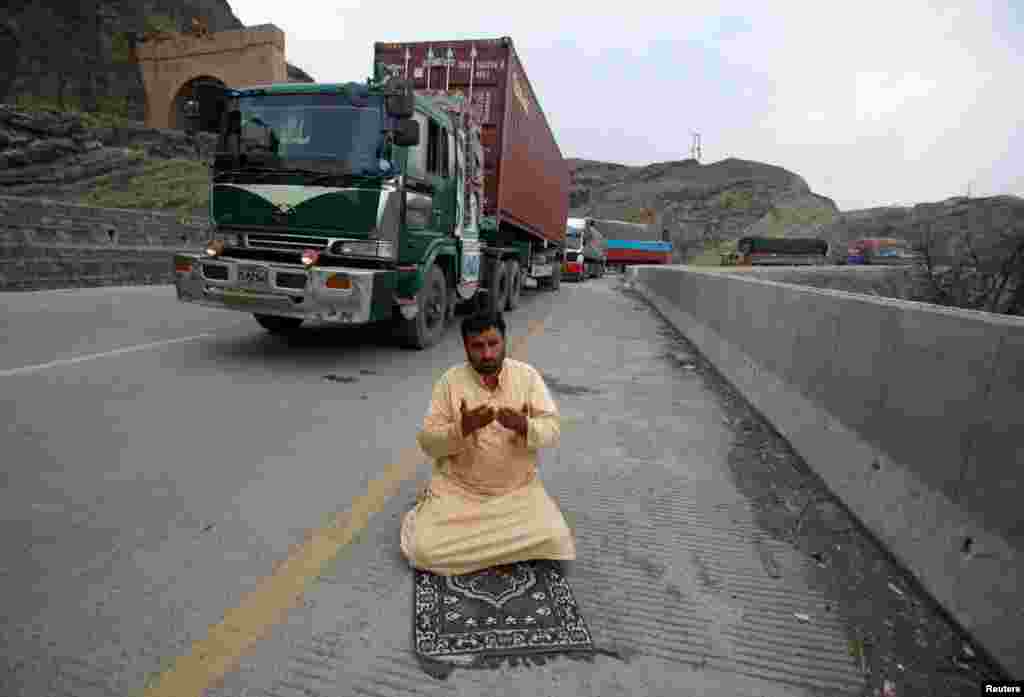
[[173, 253, 390, 324]]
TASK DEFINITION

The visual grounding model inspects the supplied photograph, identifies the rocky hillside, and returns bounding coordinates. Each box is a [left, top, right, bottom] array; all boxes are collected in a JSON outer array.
[[820, 197, 1024, 263], [0, 104, 216, 213], [569, 157, 840, 262], [1, 0, 313, 121], [568, 156, 1023, 271]]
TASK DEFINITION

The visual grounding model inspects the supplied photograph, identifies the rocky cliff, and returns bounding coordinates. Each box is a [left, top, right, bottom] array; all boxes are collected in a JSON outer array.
[[0, 104, 216, 202], [0, 0, 313, 121], [569, 157, 840, 262], [820, 197, 1023, 262]]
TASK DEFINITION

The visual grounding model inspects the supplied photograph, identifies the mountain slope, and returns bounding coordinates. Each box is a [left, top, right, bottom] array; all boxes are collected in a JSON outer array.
[[569, 157, 840, 261]]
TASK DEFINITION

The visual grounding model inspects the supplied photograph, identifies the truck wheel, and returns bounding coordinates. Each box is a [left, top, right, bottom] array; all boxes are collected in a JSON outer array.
[[485, 259, 509, 314], [505, 260, 521, 310], [398, 264, 448, 350], [254, 314, 303, 334]]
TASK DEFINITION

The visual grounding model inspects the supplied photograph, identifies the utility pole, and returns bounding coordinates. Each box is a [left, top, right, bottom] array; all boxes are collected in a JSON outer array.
[[690, 132, 702, 162]]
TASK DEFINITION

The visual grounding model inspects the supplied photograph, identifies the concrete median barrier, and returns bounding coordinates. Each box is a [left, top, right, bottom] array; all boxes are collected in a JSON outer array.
[[627, 264, 1024, 678]]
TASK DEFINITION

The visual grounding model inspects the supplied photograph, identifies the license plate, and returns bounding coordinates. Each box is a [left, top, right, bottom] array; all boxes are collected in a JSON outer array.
[[238, 265, 268, 285], [223, 288, 257, 302]]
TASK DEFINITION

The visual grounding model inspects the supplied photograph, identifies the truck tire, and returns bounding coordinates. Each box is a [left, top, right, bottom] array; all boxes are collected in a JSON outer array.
[[397, 264, 448, 350], [484, 259, 509, 314], [254, 314, 303, 334], [504, 259, 521, 310]]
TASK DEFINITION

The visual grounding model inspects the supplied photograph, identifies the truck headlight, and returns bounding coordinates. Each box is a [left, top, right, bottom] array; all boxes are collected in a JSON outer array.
[[329, 239, 395, 259], [301, 248, 321, 267]]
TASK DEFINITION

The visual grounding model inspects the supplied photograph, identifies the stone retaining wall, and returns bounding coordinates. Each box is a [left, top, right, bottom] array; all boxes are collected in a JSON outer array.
[[0, 195, 208, 290]]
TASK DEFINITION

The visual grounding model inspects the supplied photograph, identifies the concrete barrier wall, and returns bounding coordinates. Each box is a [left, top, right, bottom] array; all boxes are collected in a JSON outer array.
[[628, 265, 1024, 678], [0, 196, 208, 291]]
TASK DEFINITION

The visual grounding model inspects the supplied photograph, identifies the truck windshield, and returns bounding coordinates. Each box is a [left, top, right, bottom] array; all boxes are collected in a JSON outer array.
[[219, 93, 389, 177]]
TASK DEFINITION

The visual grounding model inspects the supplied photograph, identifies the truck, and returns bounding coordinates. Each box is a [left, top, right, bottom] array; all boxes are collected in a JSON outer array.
[[562, 217, 607, 281], [732, 236, 830, 266], [588, 218, 673, 271], [173, 36, 568, 349]]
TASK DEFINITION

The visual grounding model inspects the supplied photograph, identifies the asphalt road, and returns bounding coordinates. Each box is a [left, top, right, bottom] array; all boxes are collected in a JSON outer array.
[[1, 277, 1001, 697]]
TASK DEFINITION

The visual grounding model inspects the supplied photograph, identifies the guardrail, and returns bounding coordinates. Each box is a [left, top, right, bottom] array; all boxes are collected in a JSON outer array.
[[627, 264, 1024, 678]]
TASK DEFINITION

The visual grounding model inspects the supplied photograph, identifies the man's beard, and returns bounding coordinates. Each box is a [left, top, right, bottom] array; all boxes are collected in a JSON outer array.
[[472, 351, 504, 375]]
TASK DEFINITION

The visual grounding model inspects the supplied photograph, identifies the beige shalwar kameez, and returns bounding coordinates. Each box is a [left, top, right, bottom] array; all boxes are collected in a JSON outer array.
[[400, 358, 576, 576]]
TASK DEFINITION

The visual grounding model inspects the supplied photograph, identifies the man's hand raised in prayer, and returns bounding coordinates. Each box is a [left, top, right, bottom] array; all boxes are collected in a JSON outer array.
[[460, 399, 495, 438], [496, 403, 530, 438]]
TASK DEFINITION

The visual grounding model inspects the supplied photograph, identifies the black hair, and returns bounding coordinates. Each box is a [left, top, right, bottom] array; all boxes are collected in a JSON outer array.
[[461, 311, 506, 342]]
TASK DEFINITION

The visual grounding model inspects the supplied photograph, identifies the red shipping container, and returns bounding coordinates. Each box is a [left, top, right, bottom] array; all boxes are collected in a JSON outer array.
[[373, 37, 568, 247]]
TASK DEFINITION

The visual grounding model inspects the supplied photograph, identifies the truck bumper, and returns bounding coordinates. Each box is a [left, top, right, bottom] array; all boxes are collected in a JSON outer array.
[[563, 261, 584, 279], [173, 253, 395, 325]]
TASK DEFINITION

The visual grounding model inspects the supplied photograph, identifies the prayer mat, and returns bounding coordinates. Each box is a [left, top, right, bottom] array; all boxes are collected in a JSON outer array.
[[413, 560, 595, 676]]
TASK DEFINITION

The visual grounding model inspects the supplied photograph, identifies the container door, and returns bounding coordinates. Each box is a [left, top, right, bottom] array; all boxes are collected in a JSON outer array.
[[455, 120, 481, 299]]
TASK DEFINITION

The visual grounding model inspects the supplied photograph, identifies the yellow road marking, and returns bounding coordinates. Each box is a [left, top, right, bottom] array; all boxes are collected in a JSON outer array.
[[141, 310, 553, 696]]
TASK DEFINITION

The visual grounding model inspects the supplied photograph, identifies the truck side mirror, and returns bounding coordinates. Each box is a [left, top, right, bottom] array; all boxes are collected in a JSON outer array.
[[393, 118, 420, 147], [386, 94, 414, 119]]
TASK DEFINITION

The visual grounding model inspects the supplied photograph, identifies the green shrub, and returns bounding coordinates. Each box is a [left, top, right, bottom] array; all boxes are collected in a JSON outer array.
[[761, 205, 836, 236], [78, 158, 210, 214], [716, 189, 754, 211], [144, 14, 178, 34], [111, 32, 133, 63], [14, 93, 130, 128]]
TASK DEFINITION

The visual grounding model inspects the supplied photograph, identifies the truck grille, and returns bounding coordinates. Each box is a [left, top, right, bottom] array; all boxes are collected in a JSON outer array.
[[202, 263, 229, 280], [275, 272, 307, 289], [246, 233, 330, 252]]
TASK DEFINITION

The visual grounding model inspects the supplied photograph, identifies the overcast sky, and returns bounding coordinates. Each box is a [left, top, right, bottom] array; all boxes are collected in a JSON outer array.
[[229, 0, 1022, 211]]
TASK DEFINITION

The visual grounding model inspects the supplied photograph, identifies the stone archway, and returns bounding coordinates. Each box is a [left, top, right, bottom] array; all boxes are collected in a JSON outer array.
[[171, 75, 227, 132], [135, 25, 288, 130]]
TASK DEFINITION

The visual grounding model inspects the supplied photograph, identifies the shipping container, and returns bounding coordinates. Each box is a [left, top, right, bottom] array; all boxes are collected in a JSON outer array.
[[373, 37, 568, 247], [606, 249, 673, 265], [606, 239, 673, 266], [588, 218, 665, 243], [736, 237, 830, 266]]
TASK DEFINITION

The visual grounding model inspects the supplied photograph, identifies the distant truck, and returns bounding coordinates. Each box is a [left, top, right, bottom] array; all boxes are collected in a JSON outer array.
[[733, 236, 830, 266], [174, 36, 568, 349], [846, 237, 922, 265], [563, 217, 607, 281], [587, 218, 673, 271]]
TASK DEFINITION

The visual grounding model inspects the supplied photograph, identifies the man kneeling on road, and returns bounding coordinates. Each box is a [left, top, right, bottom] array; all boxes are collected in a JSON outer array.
[[400, 311, 576, 576]]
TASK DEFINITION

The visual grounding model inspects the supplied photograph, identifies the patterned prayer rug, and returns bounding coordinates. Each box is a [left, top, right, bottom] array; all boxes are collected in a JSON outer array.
[[413, 560, 595, 676]]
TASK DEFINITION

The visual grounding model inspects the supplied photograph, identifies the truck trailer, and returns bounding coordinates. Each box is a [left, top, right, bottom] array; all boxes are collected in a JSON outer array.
[[605, 240, 673, 269], [587, 218, 673, 271], [173, 36, 568, 349]]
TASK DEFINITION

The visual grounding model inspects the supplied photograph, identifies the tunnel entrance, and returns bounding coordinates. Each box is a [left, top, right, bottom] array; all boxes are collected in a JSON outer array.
[[171, 76, 228, 133]]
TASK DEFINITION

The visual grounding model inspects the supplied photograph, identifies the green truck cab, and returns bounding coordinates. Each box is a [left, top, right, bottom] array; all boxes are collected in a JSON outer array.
[[174, 58, 567, 349]]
